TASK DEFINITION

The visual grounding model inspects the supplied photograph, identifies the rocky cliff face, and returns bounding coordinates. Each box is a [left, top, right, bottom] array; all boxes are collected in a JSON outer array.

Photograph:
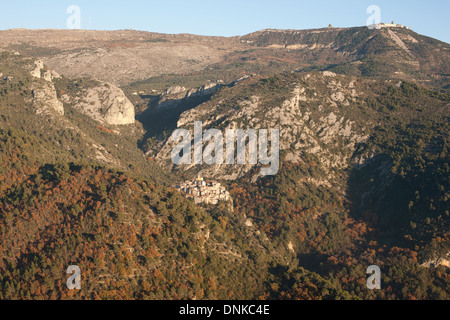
[[61, 82, 135, 125], [157, 83, 222, 108], [18, 55, 135, 125], [0, 51, 161, 173], [28, 59, 65, 116], [155, 72, 371, 182], [31, 81, 64, 116]]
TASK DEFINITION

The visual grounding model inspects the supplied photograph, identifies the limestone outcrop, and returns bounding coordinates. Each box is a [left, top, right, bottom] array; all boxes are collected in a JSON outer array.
[[61, 82, 135, 126], [29, 58, 64, 116], [156, 73, 369, 182], [31, 81, 64, 116], [26, 57, 134, 125]]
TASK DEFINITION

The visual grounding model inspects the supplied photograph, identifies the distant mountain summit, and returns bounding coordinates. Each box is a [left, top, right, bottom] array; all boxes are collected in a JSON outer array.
[[240, 26, 449, 88]]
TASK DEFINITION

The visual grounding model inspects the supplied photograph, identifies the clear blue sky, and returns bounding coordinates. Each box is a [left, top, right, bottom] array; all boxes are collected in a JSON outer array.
[[0, 0, 449, 43]]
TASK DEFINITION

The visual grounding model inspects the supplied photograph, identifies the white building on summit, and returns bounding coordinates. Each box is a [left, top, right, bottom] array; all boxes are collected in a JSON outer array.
[[377, 21, 410, 29], [176, 176, 231, 205]]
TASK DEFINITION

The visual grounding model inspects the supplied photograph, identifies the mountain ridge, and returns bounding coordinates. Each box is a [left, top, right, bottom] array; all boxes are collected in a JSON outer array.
[[1, 26, 448, 89]]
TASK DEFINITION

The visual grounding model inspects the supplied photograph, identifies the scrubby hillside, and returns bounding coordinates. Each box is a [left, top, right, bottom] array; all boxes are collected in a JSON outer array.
[[1, 26, 448, 90], [0, 51, 167, 183], [148, 70, 449, 300], [0, 24, 449, 300]]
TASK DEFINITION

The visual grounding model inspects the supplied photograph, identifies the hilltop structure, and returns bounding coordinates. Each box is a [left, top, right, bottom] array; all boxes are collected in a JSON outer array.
[[377, 21, 410, 29], [176, 176, 231, 205]]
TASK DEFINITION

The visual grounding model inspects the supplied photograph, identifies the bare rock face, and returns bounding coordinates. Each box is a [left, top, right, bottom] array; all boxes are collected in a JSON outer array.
[[30, 60, 44, 79], [185, 83, 219, 98], [29, 58, 64, 116], [156, 73, 370, 182], [27, 56, 134, 125], [42, 69, 61, 82], [162, 83, 220, 101], [421, 252, 450, 269], [32, 81, 65, 116], [62, 82, 135, 126], [164, 86, 187, 96]]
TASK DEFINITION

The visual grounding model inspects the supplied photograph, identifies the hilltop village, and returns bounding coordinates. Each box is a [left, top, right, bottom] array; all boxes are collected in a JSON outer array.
[[175, 176, 231, 205]]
